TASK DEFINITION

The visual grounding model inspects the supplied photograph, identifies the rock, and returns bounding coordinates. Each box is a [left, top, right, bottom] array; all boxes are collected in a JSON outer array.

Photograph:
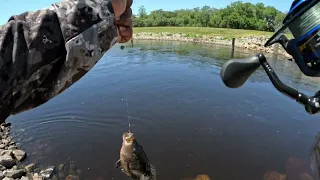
[[0, 154, 16, 168], [0, 165, 6, 171], [1, 139, 8, 145], [0, 144, 5, 149], [2, 177, 14, 180], [57, 164, 64, 171], [4, 169, 26, 178], [195, 174, 210, 180], [12, 150, 26, 162], [1, 150, 12, 156], [25, 163, 36, 173], [32, 173, 44, 180], [7, 146, 16, 150], [11, 165, 17, 170], [66, 175, 80, 180], [58, 172, 66, 179], [76, 169, 81, 175], [1, 123, 11, 128], [0, 171, 4, 179], [300, 173, 313, 180], [263, 171, 287, 180], [39, 166, 55, 180], [21, 176, 29, 180], [52, 175, 58, 180]]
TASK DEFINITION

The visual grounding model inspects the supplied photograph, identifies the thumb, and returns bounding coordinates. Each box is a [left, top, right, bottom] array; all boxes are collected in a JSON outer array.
[[112, 0, 127, 18]]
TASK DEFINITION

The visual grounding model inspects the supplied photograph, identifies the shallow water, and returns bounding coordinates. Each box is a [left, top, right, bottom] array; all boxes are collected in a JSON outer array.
[[7, 40, 320, 180]]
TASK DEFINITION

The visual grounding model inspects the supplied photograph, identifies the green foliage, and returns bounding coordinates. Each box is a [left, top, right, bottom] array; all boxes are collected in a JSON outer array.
[[133, 1, 287, 32]]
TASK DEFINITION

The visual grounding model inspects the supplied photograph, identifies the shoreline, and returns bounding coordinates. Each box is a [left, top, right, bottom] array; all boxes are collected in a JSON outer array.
[[133, 32, 292, 59], [0, 122, 81, 180]]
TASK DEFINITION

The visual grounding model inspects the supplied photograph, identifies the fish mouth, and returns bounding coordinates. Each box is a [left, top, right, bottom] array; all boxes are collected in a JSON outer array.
[[123, 131, 135, 143]]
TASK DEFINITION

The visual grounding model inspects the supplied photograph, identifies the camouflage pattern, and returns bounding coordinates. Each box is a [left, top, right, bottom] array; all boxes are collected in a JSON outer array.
[[0, 0, 118, 122]]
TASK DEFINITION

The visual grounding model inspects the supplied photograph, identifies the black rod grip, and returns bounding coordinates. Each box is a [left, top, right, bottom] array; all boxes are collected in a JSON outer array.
[[220, 56, 261, 88]]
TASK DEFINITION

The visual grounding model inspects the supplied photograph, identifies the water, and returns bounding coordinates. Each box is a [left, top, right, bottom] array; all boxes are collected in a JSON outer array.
[[7, 40, 320, 180]]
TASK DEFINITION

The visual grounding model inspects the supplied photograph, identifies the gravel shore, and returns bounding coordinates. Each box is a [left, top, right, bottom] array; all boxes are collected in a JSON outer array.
[[0, 123, 81, 180], [133, 32, 293, 59]]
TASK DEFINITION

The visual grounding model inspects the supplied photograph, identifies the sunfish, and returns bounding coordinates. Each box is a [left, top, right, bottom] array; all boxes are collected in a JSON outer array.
[[115, 131, 156, 180]]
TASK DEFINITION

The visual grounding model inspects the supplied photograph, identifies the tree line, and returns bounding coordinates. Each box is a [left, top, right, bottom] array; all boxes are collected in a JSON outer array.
[[133, 1, 287, 32]]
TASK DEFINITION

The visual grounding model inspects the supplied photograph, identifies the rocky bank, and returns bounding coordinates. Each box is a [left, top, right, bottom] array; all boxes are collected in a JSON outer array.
[[133, 32, 293, 59], [0, 123, 81, 180]]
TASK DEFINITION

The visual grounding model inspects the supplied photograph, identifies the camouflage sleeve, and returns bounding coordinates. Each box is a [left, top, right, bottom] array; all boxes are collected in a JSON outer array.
[[0, 0, 118, 122]]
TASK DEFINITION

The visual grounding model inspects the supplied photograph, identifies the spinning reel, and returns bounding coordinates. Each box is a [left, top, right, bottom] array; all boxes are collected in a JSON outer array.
[[220, 0, 320, 115]]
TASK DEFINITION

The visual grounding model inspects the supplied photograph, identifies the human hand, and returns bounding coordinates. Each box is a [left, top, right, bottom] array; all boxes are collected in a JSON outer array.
[[111, 0, 133, 43]]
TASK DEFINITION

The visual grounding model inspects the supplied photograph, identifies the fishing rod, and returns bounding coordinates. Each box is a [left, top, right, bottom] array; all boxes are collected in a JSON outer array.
[[220, 0, 320, 115]]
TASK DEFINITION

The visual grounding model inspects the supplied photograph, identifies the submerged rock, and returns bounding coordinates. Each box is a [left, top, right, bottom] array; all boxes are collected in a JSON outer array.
[[66, 175, 80, 180], [39, 166, 55, 179], [57, 164, 64, 171], [12, 149, 26, 162], [25, 163, 36, 173], [0, 154, 16, 168], [195, 174, 210, 180], [32, 173, 44, 180], [4, 169, 26, 178], [263, 171, 287, 180]]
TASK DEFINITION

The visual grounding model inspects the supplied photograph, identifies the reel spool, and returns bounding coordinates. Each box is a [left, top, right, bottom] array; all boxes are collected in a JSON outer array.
[[266, 0, 320, 77]]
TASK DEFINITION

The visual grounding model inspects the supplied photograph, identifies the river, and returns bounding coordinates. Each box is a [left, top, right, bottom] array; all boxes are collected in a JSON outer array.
[[6, 40, 320, 180]]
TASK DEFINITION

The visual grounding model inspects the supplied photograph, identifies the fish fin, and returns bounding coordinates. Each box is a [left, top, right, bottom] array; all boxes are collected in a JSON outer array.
[[115, 159, 121, 168]]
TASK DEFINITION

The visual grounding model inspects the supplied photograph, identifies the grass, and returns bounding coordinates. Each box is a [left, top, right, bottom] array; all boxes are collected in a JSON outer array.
[[133, 27, 293, 39]]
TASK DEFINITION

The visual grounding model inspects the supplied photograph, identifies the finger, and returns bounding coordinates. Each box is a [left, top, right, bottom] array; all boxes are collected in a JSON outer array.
[[118, 7, 132, 20], [116, 18, 132, 27], [126, 0, 133, 8], [119, 26, 133, 37]]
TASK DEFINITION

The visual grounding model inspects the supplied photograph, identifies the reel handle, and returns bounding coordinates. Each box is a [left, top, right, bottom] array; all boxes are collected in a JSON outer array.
[[220, 53, 320, 115]]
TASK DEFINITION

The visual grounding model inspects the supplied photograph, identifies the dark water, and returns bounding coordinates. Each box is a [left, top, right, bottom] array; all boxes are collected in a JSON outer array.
[[7, 40, 320, 180]]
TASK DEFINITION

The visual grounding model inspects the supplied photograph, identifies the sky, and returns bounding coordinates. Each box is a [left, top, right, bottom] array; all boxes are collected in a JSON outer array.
[[0, 0, 293, 25]]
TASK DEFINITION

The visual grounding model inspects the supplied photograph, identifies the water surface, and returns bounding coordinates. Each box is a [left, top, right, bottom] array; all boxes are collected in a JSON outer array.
[[7, 40, 320, 180]]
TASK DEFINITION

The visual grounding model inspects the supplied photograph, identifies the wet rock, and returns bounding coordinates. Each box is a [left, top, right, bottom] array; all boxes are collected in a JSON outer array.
[[263, 171, 287, 180], [68, 169, 76, 176], [39, 166, 55, 179], [25, 163, 36, 173], [1, 123, 11, 128], [21, 176, 30, 180], [0, 154, 16, 168], [32, 173, 44, 180], [58, 172, 66, 179], [66, 175, 80, 180], [57, 164, 64, 171], [1, 139, 9, 145], [3, 177, 14, 180], [300, 172, 313, 180], [76, 169, 81, 175], [12, 149, 26, 162], [7, 145, 17, 150], [195, 174, 210, 180], [4, 169, 26, 178], [0, 171, 4, 179], [1, 150, 13, 156]]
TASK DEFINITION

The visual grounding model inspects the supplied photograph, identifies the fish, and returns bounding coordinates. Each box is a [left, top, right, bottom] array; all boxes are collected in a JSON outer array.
[[115, 131, 156, 180]]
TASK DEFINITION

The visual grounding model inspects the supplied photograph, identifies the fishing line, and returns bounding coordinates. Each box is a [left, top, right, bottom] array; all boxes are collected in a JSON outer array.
[[125, 95, 131, 132], [290, 1, 320, 39]]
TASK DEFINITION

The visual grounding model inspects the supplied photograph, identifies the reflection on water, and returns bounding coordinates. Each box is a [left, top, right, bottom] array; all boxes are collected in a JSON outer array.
[[6, 40, 320, 180]]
